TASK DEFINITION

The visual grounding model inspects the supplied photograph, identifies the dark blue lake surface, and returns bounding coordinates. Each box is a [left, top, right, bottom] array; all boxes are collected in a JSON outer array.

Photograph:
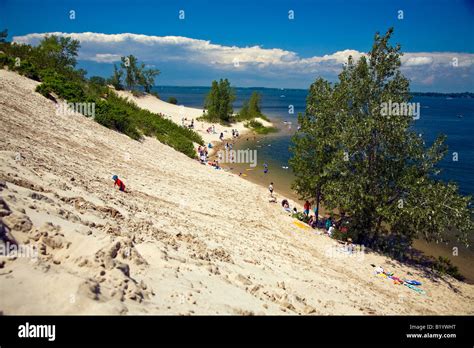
[[154, 86, 474, 196]]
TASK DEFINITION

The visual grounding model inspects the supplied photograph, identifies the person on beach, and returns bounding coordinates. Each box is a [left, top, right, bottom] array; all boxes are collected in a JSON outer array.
[[112, 175, 126, 192], [304, 201, 311, 216], [263, 163, 268, 174], [281, 199, 291, 212], [328, 224, 335, 237], [269, 182, 274, 197], [325, 216, 332, 231], [220, 132, 224, 141]]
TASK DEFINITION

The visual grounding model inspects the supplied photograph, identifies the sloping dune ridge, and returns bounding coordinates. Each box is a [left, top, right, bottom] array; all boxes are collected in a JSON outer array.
[[0, 70, 473, 315]]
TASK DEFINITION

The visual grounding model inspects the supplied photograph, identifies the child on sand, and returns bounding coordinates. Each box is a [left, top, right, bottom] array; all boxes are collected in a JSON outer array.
[[268, 182, 274, 197], [112, 175, 126, 192]]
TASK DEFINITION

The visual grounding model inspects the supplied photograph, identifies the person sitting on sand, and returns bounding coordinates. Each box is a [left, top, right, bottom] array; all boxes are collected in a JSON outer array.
[[112, 175, 126, 192], [308, 215, 317, 228], [325, 216, 332, 231], [281, 199, 291, 213]]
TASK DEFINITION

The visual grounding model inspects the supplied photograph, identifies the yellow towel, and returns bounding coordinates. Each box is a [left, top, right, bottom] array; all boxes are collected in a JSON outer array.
[[293, 220, 310, 230]]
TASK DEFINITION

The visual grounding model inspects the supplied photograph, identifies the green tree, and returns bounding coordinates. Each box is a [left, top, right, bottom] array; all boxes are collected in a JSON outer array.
[[217, 78, 235, 122], [290, 78, 336, 225], [290, 28, 473, 250], [204, 80, 221, 122], [36, 35, 80, 71], [108, 64, 123, 90], [121, 55, 138, 90], [136, 62, 160, 93], [239, 91, 265, 120]]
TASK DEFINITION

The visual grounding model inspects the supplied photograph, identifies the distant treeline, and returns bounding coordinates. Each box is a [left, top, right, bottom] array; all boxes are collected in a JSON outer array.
[[411, 92, 474, 98]]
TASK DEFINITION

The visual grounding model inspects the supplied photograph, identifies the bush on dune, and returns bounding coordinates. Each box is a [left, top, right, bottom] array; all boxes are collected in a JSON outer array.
[[0, 32, 204, 158]]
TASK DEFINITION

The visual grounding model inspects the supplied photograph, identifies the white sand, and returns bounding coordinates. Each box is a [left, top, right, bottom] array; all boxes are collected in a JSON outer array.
[[1, 69, 473, 315], [115, 90, 272, 154]]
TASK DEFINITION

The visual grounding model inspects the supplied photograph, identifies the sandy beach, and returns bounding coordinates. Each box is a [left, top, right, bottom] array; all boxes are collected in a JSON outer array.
[[115, 89, 272, 155], [1, 69, 473, 315]]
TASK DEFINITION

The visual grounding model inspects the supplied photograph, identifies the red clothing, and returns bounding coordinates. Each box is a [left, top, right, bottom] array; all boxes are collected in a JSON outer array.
[[304, 202, 311, 210], [114, 178, 125, 191]]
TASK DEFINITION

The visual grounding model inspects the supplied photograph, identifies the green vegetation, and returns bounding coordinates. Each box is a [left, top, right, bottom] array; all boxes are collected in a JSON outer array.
[[168, 96, 178, 104], [238, 91, 276, 134], [290, 28, 473, 256], [117, 54, 160, 93], [0, 31, 203, 158], [244, 120, 278, 134], [202, 79, 235, 123], [238, 92, 262, 120], [431, 256, 464, 281]]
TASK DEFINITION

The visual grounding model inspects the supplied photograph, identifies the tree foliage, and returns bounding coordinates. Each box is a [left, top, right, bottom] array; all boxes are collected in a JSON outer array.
[[238, 91, 268, 121], [203, 79, 235, 123], [290, 28, 473, 251]]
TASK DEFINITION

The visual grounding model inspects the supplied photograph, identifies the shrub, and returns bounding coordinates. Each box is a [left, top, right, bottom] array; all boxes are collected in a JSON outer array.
[[244, 120, 278, 135], [432, 256, 464, 281], [168, 96, 178, 104]]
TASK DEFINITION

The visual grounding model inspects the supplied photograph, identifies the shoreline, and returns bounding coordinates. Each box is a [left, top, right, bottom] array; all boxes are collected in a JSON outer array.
[[212, 116, 474, 284]]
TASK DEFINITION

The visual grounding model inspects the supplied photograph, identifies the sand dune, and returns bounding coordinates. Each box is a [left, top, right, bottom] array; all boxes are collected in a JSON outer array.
[[115, 89, 272, 152], [1, 69, 473, 315]]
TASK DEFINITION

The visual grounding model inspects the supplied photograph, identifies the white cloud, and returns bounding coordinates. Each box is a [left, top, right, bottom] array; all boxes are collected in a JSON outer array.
[[12, 32, 474, 88], [403, 56, 433, 66]]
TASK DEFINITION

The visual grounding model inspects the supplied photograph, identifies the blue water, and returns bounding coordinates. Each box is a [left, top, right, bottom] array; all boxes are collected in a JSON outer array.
[[154, 86, 474, 196]]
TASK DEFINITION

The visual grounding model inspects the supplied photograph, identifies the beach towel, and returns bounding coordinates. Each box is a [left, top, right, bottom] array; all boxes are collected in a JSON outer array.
[[404, 283, 426, 295], [293, 220, 310, 230], [404, 280, 422, 286]]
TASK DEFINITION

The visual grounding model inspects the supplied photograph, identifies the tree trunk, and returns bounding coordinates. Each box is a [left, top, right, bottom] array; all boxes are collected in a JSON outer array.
[[315, 187, 321, 225]]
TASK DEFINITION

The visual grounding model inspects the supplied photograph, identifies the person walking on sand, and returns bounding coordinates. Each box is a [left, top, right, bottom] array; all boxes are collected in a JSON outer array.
[[220, 132, 224, 141], [269, 182, 274, 197], [112, 175, 126, 192]]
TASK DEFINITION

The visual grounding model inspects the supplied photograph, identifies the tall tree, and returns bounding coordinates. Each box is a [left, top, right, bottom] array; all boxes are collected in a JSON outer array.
[[290, 28, 473, 250], [290, 78, 337, 225], [108, 64, 123, 90], [217, 78, 235, 122], [121, 55, 138, 90], [136, 62, 160, 93], [204, 80, 221, 122]]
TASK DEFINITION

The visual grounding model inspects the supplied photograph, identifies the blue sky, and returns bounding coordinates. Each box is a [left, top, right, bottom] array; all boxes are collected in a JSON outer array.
[[2, 0, 474, 91]]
